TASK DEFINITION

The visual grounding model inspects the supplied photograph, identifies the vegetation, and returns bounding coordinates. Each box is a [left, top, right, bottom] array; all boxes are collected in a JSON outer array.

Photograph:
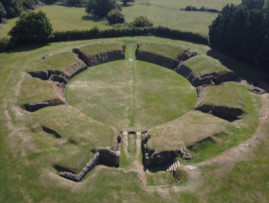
[[209, 3, 269, 71], [137, 42, 185, 59], [66, 43, 196, 129], [182, 55, 231, 76], [130, 16, 153, 27], [86, 0, 116, 17], [182, 6, 219, 13], [148, 110, 228, 151], [0, 36, 265, 202], [107, 9, 125, 24], [9, 11, 53, 44], [199, 82, 250, 109], [76, 41, 124, 56], [121, 0, 135, 6], [26, 51, 79, 72]]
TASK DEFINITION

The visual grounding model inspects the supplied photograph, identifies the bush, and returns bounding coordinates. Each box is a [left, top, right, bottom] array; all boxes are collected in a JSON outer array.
[[86, 0, 116, 17], [107, 9, 124, 24], [173, 168, 187, 183], [130, 16, 153, 28], [0, 2, 7, 18], [9, 11, 53, 44]]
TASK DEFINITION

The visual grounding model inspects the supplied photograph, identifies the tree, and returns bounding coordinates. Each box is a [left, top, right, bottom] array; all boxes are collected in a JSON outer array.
[[107, 9, 124, 24], [86, 0, 116, 17], [9, 11, 53, 44], [121, 0, 135, 6], [130, 16, 153, 27], [0, 2, 7, 18]]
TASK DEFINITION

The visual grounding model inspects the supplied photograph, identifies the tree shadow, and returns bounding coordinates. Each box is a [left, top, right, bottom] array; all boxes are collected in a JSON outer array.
[[81, 15, 103, 22], [207, 49, 269, 92], [6, 43, 49, 54]]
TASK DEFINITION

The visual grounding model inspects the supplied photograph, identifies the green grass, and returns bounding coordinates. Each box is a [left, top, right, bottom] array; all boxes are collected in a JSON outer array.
[[77, 42, 124, 56], [26, 51, 80, 73], [146, 171, 175, 186], [183, 55, 231, 76], [148, 110, 229, 151], [200, 82, 250, 109], [138, 41, 186, 59], [65, 56, 197, 130], [0, 0, 241, 39], [25, 105, 115, 173], [18, 77, 62, 107], [0, 37, 265, 202]]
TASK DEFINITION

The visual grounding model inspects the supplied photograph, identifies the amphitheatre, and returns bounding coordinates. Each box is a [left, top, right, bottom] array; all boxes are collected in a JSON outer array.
[[0, 37, 268, 201]]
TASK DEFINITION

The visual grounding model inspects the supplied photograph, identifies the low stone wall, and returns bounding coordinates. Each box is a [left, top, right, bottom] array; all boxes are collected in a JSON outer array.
[[24, 99, 65, 112], [73, 48, 125, 67], [195, 104, 244, 121], [175, 64, 238, 87]]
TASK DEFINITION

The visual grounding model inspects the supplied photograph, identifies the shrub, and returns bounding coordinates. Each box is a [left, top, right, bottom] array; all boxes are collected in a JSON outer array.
[[0, 2, 7, 18], [173, 168, 187, 183], [9, 11, 53, 44], [107, 9, 124, 24], [86, 0, 116, 17], [130, 16, 153, 28]]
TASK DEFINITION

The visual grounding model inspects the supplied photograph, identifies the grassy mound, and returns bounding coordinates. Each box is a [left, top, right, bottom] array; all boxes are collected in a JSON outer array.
[[76, 42, 125, 56], [148, 110, 228, 152], [65, 59, 197, 130], [26, 51, 80, 73], [137, 42, 186, 59], [18, 77, 64, 107], [182, 55, 231, 77], [25, 105, 116, 173], [197, 82, 249, 110]]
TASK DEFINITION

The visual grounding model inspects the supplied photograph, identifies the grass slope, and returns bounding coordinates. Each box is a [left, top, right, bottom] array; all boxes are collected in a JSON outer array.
[[148, 110, 229, 151], [18, 77, 63, 107], [183, 55, 231, 76], [199, 82, 250, 109], [26, 51, 80, 73], [77, 42, 124, 56], [138, 41, 185, 59]]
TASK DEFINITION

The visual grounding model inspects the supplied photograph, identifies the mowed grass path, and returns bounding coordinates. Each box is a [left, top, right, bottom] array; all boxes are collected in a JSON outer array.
[[66, 43, 197, 130], [0, 0, 241, 38]]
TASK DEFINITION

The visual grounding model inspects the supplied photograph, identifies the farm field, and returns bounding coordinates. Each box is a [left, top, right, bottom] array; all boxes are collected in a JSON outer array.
[[0, 36, 268, 202], [0, 0, 241, 38]]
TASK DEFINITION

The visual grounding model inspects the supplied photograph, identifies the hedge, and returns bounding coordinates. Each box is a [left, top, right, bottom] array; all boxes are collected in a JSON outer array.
[[0, 26, 208, 52]]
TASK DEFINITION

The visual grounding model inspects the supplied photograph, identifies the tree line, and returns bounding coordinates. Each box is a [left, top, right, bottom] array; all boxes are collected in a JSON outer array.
[[209, 0, 269, 71]]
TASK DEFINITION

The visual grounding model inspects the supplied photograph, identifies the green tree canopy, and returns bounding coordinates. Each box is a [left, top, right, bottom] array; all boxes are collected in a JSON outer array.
[[9, 11, 53, 44], [86, 0, 116, 17], [130, 16, 153, 27], [121, 0, 135, 6], [107, 9, 124, 24]]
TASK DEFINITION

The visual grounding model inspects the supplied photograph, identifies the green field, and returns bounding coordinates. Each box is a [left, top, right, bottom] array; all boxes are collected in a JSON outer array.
[[66, 42, 196, 130], [0, 0, 241, 38], [0, 37, 268, 202]]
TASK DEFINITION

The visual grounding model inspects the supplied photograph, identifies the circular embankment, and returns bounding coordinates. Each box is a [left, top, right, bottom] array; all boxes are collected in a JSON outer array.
[[16, 39, 262, 184]]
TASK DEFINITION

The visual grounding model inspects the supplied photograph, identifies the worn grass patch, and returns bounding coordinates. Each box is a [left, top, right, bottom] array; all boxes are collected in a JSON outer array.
[[183, 55, 231, 76], [26, 51, 80, 73]]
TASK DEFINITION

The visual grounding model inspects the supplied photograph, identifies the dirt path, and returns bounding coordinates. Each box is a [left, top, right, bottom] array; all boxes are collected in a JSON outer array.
[[197, 93, 269, 167]]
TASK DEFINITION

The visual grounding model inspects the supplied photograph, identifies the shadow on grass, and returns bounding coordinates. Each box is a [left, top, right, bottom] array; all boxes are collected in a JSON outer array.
[[7, 43, 49, 54], [81, 15, 103, 22], [207, 49, 269, 92]]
